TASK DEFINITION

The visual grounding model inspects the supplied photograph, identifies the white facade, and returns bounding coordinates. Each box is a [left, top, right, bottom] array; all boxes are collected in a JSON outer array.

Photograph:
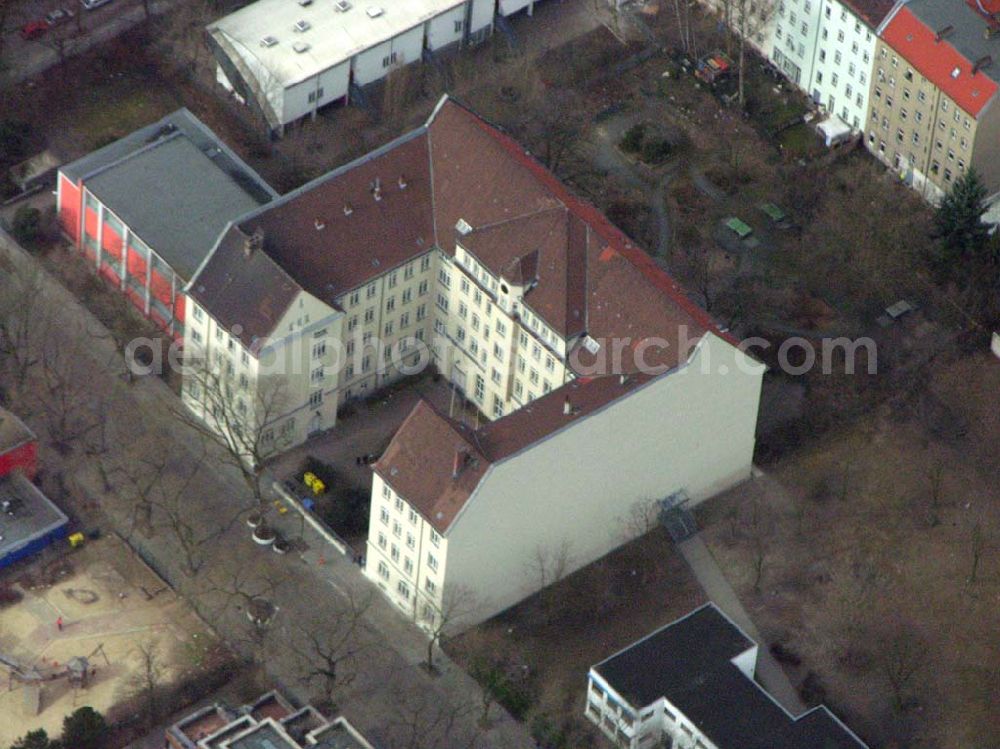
[[182, 290, 346, 455], [710, 0, 894, 132], [585, 646, 758, 749], [365, 333, 764, 630], [804, 0, 886, 130], [208, 0, 497, 130]]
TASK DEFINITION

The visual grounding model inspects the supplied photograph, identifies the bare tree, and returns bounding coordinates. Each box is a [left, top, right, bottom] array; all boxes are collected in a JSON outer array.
[[421, 584, 479, 671], [731, 0, 777, 105], [619, 496, 661, 541], [877, 621, 925, 713], [174, 360, 290, 508], [967, 520, 985, 587], [286, 589, 373, 703], [745, 495, 773, 592], [121, 640, 165, 729], [0, 266, 48, 390], [387, 689, 483, 749], [527, 540, 573, 591], [35, 337, 104, 452]]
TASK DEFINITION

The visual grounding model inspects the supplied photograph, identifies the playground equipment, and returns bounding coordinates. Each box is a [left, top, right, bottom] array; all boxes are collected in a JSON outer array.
[[0, 644, 110, 713]]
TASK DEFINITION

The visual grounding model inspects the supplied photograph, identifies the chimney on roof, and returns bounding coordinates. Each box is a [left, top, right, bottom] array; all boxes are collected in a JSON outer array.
[[563, 396, 573, 415], [314, 218, 325, 231], [973, 55, 993, 74], [452, 447, 466, 478], [935, 24, 954, 42], [372, 177, 382, 202], [343, 203, 353, 216], [398, 174, 408, 190], [244, 227, 264, 257]]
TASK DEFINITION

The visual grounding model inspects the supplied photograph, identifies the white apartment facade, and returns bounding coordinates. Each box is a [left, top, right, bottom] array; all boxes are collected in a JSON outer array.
[[707, 0, 896, 132], [365, 332, 764, 631], [772, 0, 897, 130], [179, 99, 763, 635]]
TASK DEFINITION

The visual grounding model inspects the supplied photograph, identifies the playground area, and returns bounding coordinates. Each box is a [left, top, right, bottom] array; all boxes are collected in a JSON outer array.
[[0, 534, 220, 746]]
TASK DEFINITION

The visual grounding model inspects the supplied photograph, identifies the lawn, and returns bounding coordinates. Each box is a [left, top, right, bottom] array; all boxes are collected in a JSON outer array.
[[698, 352, 1000, 749], [446, 528, 705, 748]]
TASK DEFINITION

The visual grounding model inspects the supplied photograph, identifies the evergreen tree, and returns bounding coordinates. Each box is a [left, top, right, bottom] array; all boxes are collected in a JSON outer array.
[[9, 729, 56, 749], [60, 707, 107, 749], [932, 168, 990, 282]]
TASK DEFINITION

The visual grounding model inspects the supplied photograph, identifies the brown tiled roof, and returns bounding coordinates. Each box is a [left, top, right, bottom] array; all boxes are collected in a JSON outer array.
[[191, 99, 727, 361], [377, 374, 661, 532], [187, 227, 300, 350], [374, 401, 491, 534], [840, 0, 897, 27], [238, 131, 434, 307]]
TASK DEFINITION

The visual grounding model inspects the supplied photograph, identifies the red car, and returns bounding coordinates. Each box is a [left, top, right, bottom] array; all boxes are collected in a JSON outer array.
[[20, 20, 49, 40]]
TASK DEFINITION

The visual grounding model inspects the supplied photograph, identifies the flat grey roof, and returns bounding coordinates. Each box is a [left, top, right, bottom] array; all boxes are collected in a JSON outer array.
[[0, 474, 68, 561], [0, 409, 34, 455], [907, 0, 1000, 86], [226, 723, 298, 749], [60, 109, 277, 281]]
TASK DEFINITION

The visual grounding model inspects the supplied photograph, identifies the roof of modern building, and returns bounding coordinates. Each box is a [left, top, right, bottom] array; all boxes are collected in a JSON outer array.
[[60, 109, 277, 280], [192, 96, 723, 354], [591, 604, 868, 749], [0, 474, 69, 563], [0, 408, 35, 456], [208, 0, 466, 89], [841, 0, 897, 28], [166, 691, 372, 749], [881, 2, 1000, 117]]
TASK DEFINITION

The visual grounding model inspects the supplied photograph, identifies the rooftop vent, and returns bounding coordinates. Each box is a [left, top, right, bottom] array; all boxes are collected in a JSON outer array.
[[371, 177, 382, 201], [951, 66, 961, 78], [293, 19, 311, 32], [582, 335, 601, 355], [314, 218, 325, 230], [366, 6, 384, 18], [455, 218, 473, 235], [398, 174, 408, 190], [335, 0, 351, 10], [260, 35, 279, 48], [298, 0, 312, 5], [244, 227, 265, 257], [343, 203, 353, 216], [293, 41, 310, 53]]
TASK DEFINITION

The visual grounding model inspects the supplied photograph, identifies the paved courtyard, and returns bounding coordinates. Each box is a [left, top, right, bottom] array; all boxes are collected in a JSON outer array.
[[0, 535, 220, 746]]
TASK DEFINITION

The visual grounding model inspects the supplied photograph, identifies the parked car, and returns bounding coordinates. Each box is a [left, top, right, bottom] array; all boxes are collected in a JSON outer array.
[[44, 7, 75, 25], [80, 0, 112, 9], [20, 20, 49, 40]]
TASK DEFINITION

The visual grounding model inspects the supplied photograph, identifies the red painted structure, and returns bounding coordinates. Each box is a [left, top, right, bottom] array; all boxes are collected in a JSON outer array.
[[57, 173, 187, 344], [0, 410, 38, 481]]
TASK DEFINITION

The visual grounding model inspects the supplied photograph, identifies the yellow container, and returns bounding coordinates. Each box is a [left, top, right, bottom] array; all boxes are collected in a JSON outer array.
[[68, 532, 85, 548]]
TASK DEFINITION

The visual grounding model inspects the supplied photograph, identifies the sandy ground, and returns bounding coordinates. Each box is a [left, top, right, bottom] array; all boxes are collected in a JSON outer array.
[[0, 535, 219, 746]]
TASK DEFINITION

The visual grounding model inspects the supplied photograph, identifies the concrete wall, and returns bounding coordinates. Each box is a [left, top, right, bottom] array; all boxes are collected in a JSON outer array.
[[427, 4, 467, 50], [444, 333, 764, 624]]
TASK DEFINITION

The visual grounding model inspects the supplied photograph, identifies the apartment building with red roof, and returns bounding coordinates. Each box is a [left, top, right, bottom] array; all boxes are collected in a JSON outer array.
[[866, 0, 1000, 200], [182, 96, 764, 627]]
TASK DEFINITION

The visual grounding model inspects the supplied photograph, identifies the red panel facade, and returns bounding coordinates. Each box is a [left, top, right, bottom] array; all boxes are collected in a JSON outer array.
[[125, 287, 145, 312], [0, 440, 37, 481], [126, 247, 148, 282], [58, 174, 82, 245], [99, 264, 121, 286], [101, 222, 123, 263], [150, 269, 173, 307], [173, 293, 186, 324]]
